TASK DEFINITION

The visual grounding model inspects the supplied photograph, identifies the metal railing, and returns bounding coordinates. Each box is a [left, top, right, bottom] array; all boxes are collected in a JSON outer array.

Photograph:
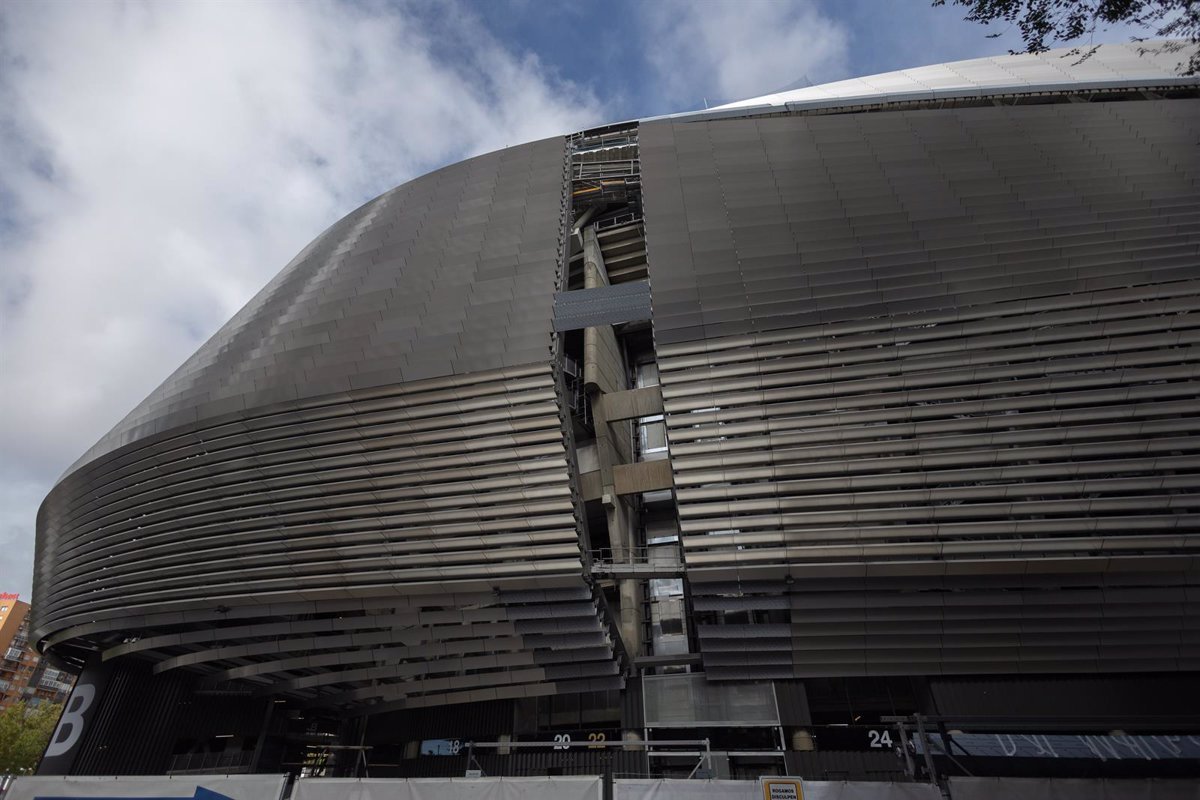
[[590, 547, 686, 577], [594, 211, 644, 231], [38, 677, 74, 693], [563, 367, 592, 430], [166, 750, 254, 774], [464, 738, 713, 780], [573, 159, 640, 181], [569, 128, 638, 153]]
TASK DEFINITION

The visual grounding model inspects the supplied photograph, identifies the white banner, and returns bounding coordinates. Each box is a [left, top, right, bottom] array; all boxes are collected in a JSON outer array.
[[5, 776, 287, 800], [614, 779, 942, 800], [292, 777, 602, 800]]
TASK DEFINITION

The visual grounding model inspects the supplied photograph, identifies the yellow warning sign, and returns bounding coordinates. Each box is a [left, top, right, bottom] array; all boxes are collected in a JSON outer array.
[[761, 778, 804, 800]]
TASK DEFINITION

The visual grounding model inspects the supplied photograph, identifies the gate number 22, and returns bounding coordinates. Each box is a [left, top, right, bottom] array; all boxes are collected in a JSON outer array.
[[552, 732, 607, 749]]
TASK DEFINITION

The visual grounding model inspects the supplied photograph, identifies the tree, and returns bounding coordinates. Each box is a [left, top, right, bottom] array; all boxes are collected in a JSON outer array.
[[934, 0, 1200, 74], [0, 701, 63, 774]]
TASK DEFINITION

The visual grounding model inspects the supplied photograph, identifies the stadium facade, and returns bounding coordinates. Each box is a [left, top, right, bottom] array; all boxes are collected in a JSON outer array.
[[32, 43, 1200, 782]]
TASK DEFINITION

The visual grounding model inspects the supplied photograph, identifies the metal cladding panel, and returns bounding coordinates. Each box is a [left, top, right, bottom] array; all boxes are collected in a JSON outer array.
[[641, 102, 1200, 344], [641, 100, 1200, 678], [67, 136, 568, 473], [36, 363, 621, 707], [552, 282, 653, 331], [34, 136, 623, 708], [66, 658, 191, 775]]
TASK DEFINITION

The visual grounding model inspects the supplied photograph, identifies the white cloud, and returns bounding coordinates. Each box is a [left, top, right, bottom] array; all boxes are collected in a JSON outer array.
[[639, 0, 850, 111], [0, 0, 606, 599]]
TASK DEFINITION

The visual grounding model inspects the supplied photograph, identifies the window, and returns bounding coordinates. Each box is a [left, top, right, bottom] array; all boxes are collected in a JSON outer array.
[[635, 360, 660, 388], [638, 415, 667, 456]]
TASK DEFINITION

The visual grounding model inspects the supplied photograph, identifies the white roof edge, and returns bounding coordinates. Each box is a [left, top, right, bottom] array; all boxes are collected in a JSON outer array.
[[650, 40, 1198, 123]]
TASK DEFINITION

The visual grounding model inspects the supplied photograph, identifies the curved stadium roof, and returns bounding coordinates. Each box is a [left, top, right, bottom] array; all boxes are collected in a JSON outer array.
[[666, 40, 1197, 120]]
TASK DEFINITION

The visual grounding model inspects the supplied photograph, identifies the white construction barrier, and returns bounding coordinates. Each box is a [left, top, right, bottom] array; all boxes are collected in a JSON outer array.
[[292, 776, 602, 800], [947, 777, 1200, 800], [614, 780, 758, 800], [798, 784, 940, 800], [613, 779, 941, 800], [5, 776, 287, 800]]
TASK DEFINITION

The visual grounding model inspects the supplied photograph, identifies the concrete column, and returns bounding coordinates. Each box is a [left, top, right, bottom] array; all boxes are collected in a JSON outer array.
[[582, 225, 642, 657]]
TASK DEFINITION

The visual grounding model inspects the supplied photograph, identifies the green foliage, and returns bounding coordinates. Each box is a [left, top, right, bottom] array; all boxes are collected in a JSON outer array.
[[934, 0, 1200, 74], [0, 701, 63, 774]]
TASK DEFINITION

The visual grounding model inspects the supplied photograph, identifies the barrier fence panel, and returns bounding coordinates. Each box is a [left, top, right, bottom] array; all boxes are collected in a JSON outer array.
[[614, 780, 758, 800], [613, 779, 942, 800], [291, 777, 602, 800], [798, 784, 941, 800], [947, 777, 1200, 800], [5, 775, 287, 800]]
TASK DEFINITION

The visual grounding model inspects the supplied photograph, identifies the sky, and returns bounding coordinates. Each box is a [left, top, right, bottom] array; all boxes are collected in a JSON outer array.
[[0, 0, 1164, 600]]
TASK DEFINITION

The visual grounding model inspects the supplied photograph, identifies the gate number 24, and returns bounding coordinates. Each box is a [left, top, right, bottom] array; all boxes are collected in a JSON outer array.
[[868, 729, 893, 749]]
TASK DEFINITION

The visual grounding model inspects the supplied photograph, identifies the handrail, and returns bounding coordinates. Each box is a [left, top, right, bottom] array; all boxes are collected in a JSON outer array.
[[589, 547, 685, 577]]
